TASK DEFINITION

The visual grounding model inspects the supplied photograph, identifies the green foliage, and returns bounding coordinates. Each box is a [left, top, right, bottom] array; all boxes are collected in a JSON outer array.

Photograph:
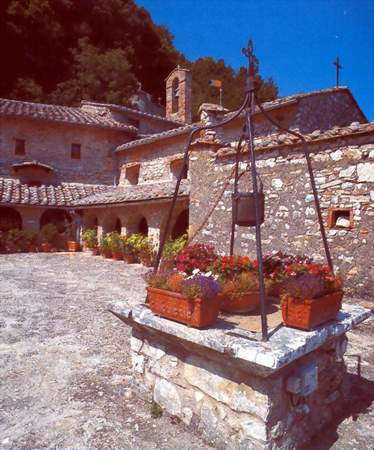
[[40, 223, 58, 243], [126, 233, 149, 254], [106, 231, 122, 252], [81, 228, 98, 249], [188, 57, 278, 119], [162, 234, 188, 259], [1, 0, 278, 111], [99, 233, 111, 251]]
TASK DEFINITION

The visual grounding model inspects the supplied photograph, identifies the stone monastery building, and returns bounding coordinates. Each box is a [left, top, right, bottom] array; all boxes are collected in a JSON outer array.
[[0, 68, 373, 297]]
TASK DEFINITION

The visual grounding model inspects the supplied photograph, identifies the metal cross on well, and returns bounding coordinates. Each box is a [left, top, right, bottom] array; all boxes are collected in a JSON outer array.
[[333, 56, 342, 87]]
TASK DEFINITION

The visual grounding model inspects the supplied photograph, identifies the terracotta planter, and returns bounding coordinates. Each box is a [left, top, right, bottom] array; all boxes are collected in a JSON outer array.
[[101, 249, 112, 258], [112, 251, 123, 261], [147, 287, 221, 328], [27, 244, 38, 252], [67, 241, 80, 252], [41, 242, 52, 252], [123, 254, 135, 263], [281, 291, 343, 331], [220, 291, 260, 313], [89, 247, 99, 256]]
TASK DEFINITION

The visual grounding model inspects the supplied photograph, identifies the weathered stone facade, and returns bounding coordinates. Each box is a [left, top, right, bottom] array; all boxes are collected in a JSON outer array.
[[189, 124, 374, 299]]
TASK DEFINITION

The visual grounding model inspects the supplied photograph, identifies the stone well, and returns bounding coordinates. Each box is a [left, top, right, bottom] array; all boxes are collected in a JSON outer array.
[[110, 302, 371, 450]]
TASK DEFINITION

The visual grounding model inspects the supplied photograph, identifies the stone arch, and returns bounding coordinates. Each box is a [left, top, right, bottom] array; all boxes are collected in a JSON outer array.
[[40, 209, 72, 233], [102, 215, 121, 234], [83, 213, 98, 230], [0, 206, 22, 231], [138, 216, 148, 236], [172, 208, 189, 239], [171, 77, 179, 113]]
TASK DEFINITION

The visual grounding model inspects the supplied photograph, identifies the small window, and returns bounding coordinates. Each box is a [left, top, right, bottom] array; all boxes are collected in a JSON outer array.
[[128, 118, 140, 128], [328, 208, 353, 229], [170, 159, 188, 180], [15, 139, 25, 155], [71, 143, 81, 159], [126, 164, 140, 185], [172, 77, 179, 113]]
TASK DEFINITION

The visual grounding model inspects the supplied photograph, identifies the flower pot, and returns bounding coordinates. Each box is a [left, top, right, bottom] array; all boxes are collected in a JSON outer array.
[[281, 291, 343, 331], [27, 244, 38, 252], [147, 287, 221, 328], [88, 247, 99, 256], [67, 241, 80, 252], [220, 291, 260, 313], [112, 251, 123, 261], [101, 249, 112, 258], [41, 243, 52, 253], [123, 254, 135, 263]]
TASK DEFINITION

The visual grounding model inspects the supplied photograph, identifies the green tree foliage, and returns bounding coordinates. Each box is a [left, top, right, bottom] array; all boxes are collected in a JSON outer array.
[[0, 0, 278, 112], [189, 58, 278, 119]]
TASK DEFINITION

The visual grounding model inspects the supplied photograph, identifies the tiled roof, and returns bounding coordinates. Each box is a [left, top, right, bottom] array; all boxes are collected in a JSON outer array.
[[12, 161, 54, 173], [115, 87, 359, 153], [72, 180, 190, 207], [116, 124, 196, 152], [81, 101, 184, 126], [0, 178, 111, 207], [0, 98, 138, 133]]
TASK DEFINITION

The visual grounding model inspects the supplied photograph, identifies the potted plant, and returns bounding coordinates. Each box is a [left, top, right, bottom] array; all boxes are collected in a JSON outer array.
[[22, 230, 38, 252], [145, 269, 221, 328], [139, 239, 156, 267], [126, 233, 149, 263], [279, 262, 343, 330], [175, 243, 218, 275], [99, 233, 112, 258], [121, 235, 136, 263], [161, 234, 188, 270], [40, 223, 58, 252], [4, 228, 22, 253], [64, 222, 80, 252], [82, 228, 99, 255], [107, 231, 123, 260], [211, 255, 262, 313], [263, 251, 314, 298]]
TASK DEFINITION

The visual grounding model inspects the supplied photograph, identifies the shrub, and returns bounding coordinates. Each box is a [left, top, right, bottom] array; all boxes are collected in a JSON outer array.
[[221, 271, 260, 298], [82, 228, 98, 249], [100, 233, 111, 251], [126, 233, 149, 255]]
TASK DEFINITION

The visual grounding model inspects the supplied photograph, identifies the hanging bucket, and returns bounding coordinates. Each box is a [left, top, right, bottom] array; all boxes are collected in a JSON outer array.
[[232, 175, 265, 227]]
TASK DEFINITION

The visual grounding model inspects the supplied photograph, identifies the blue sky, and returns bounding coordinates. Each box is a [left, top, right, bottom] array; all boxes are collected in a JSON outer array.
[[136, 0, 374, 120]]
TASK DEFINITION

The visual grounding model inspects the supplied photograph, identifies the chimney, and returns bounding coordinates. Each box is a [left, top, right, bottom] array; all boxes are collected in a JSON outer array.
[[165, 67, 192, 123], [198, 103, 229, 140]]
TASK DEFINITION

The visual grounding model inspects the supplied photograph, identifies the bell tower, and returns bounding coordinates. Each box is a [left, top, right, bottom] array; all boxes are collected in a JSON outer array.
[[165, 66, 192, 124]]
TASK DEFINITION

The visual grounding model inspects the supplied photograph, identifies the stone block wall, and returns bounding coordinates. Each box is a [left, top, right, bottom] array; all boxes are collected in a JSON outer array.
[[0, 116, 130, 185], [130, 325, 349, 449], [189, 130, 374, 299], [117, 135, 189, 186]]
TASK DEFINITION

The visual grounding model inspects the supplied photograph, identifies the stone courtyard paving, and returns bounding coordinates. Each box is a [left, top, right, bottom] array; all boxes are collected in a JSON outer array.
[[0, 253, 373, 449]]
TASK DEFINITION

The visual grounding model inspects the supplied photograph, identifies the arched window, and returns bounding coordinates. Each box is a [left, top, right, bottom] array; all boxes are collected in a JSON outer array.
[[0, 206, 22, 231], [138, 217, 148, 236], [172, 209, 189, 239], [171, 77, 179, 113]]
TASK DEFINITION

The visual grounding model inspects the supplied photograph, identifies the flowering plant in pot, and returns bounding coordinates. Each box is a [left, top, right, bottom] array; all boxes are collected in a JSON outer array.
[[145, 269, 222, 328], [99, 233, 112, 258], [279, 262, 343, 330], [40, 224, 58, 252], [126, 233, 149, 263], [82, 228, 98, 255], [211, 255, 262, 313], [175, 244, 217, 275], [263, 251, 314, 298], [107, 231, 123, 260]]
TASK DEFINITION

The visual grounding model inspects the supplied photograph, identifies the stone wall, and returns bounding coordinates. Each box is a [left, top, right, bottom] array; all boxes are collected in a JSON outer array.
[[130, 325, 349, 450], [0, 116, 130, 185], [117, 135, 189, 186], [189, 128, 374, 299]]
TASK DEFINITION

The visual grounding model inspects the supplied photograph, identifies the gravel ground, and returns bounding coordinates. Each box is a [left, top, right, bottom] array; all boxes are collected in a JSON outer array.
[[0, 253, 373, 450]]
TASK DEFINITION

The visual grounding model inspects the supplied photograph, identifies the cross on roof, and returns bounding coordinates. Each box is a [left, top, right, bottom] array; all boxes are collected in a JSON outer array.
[[333, 56, 343, 87]]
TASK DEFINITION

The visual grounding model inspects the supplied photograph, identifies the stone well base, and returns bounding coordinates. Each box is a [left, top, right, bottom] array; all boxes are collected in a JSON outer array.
[[111, 303, 371, 450]]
